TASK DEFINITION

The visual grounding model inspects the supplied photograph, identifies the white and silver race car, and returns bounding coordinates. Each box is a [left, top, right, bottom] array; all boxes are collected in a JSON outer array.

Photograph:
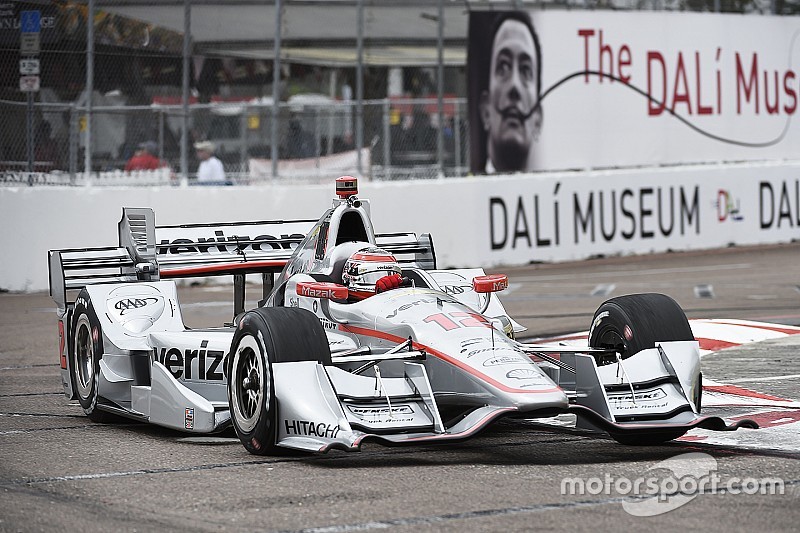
[[49, 177, 756, 454]]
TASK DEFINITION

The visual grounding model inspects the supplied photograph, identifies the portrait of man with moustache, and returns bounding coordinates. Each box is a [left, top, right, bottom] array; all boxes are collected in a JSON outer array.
[[469, 11, 543, 174]]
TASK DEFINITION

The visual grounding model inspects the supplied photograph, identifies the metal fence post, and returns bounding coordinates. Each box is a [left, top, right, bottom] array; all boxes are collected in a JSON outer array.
[[327, 69, 336, 156], [69, 103, 78, 183], [382, 98, 390, 181], [85, 0, 94, 178], [271, 0, 282, 179], [454, 101, 461, 176], [180, 0, 191, 186], [26, 92, 34, 175], [158, 108, 165, 163], [315, 107, 321, 172], [356, 0, 364, 175], [239, 109, 247, 177], [436, 0, 444, 178]]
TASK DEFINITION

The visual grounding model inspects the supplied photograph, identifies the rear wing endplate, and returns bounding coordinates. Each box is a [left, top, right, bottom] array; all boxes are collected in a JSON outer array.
[[49, 208, 316, 315]]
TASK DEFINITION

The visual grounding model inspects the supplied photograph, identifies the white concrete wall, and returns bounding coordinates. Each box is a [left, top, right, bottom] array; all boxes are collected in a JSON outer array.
[[3, 161, 799, 292]]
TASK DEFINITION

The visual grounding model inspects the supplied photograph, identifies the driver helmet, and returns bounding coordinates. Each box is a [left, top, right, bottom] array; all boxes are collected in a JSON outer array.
[[341, 247, 401, 299]]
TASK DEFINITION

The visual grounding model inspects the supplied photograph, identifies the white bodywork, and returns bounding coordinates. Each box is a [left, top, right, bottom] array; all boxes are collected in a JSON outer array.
[[47, 188, 746, 452]]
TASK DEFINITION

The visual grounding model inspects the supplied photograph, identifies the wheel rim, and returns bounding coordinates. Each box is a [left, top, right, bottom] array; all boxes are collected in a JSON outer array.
[[230, 335, 268, 433], [74, 316, 94, 400], [595, 327, 627, 356]]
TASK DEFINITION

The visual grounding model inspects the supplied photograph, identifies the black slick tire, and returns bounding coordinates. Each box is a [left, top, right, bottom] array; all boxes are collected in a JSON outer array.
[[227, 307, 330, 455], [588, 293, 696, 446], [588, 293, 694, 360], [71, 290, 110, 422]]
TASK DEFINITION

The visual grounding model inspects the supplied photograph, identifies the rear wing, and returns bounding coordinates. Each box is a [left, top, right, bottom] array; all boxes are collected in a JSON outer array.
[[375, 232, 436, 270], [49, 207, 316, 314], [155, 218, 315, 278]]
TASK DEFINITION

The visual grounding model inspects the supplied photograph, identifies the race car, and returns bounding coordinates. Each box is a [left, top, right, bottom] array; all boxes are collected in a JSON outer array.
[[49, 176, 756, 454]]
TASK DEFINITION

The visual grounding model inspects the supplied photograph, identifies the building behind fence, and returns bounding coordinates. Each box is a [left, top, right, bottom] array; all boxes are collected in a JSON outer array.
[[0, 0, 792, 185], [0, 96, 468, 183]]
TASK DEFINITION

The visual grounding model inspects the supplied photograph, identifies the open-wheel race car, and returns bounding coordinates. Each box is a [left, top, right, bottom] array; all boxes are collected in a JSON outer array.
[[49, 177, 756, 454]]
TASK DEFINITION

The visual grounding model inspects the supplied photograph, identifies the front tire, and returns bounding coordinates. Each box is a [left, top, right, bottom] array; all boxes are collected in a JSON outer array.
[[227, 307, 331, 455], [588, 293, 696, 446], [228, 328, 274, 454], [71, 292, 110, 422], [588, 293, 694, 359]]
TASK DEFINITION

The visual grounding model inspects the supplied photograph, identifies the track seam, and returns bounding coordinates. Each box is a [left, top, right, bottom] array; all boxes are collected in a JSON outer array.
[[273, 479, 800, 533]]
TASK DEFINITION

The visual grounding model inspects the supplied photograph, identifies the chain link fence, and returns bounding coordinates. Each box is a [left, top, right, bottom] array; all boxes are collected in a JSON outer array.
[[0, 96, 469, 184], [1, 0, 793, 185], [1, 0, 188, 181]]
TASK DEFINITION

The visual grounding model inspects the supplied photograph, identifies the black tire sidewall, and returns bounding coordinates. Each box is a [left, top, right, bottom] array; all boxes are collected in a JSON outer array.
[[588, 293, 699, 444], [227, 311, 277, 455], [226, 307, 331, 454], [71, 291, 105, 420]]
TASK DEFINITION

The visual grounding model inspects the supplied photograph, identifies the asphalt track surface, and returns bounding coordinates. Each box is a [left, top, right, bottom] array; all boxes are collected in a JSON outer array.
[[2, 243, 799, 532]]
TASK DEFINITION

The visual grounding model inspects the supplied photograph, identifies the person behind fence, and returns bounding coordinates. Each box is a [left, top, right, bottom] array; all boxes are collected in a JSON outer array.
[[288, 118, 315, 159], [35, 121, 61, 170], [125, 141, 165, 172], [194, 140, 226, 183]]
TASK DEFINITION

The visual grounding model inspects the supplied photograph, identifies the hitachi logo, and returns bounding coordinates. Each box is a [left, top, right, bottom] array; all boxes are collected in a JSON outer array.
[[284, 419, 340, 439], [157, 231, 305, 254]]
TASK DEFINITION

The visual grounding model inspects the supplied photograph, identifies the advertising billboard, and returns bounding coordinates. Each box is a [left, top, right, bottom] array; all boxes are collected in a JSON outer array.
[[468, 11, 800, 174]]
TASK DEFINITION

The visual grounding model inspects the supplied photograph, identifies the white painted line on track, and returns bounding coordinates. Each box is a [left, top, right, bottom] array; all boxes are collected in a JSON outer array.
[[696, 319, 800, 331], [513, 263, 751, 282], [694, 284, 715, 298], [590, 284, 615, 297], [503, 282, 522, 295], [728, 374, 800, 384], [13, 459, 283, 485], [181, 301, 230, 308]]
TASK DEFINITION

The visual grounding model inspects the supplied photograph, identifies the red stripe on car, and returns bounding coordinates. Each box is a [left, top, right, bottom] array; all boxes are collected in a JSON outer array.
[[160, 260, 287, 277], [341, 325, 562, 395]]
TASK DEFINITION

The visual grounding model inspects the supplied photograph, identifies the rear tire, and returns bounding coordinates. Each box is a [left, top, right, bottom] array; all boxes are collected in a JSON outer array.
[[71, 292, 110, 422], [588, 293, 694, 360], [227, 307, 330, 455]]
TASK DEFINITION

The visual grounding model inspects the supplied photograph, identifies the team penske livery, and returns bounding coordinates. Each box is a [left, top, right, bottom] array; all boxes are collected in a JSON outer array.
[[48, 177, 756, 454]]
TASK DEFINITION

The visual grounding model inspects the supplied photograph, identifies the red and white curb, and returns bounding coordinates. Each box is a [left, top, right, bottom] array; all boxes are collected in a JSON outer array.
[[690, 319, 800, 357], [530, 319, 800, 452], [701, 380, 800, 409], [530, 318, 800, 357]]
